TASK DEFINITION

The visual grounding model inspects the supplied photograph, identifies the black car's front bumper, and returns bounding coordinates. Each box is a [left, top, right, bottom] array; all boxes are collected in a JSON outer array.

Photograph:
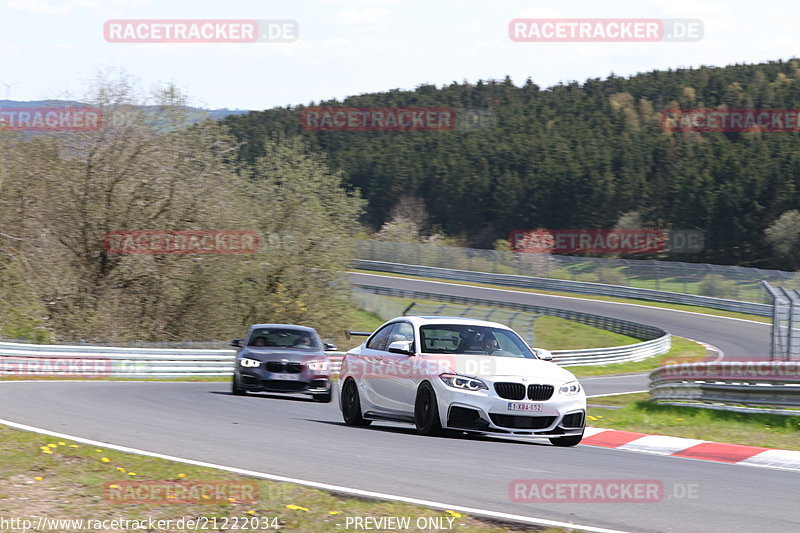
[[237, 369, 331, 394]]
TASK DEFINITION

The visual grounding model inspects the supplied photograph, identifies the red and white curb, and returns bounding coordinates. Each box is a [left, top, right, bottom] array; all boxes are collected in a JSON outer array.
[[581, 427, 800, 471]]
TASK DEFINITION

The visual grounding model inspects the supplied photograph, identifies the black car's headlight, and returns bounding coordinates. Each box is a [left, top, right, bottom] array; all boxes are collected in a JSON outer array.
[[558, 380, 582, 395], [306, 360, 329, 372], [239, 358, 261, 368], [439, 373, 488, 391]]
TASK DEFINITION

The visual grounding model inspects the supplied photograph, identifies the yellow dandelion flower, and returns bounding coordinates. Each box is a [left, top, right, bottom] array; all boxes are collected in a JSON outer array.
[[246, 510, 255, 515], [47, 444, 57, 448], [69, 444, 79, 448], [177, 473, 186, 478], [202, 495, 210, 500], [127, 472, 136, 476], [42, 449, 52, 454], [328, 511, 340, 515], [109, 485, 119, 489], [228, 498, 237, 503], [167, 495, 176, 500], [57, 442, 65, 446], [286, 504, 309, 511], [445, 510, 462, 518], [587, 415, 598, 421], [100, 457, 110, 463], [34, 477, 43, 481], [117, 467, 126, 473], [95, 449, 103, 453]]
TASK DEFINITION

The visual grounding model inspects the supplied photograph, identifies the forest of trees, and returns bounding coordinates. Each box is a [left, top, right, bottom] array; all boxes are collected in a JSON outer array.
[[223, 59, 800, 269]]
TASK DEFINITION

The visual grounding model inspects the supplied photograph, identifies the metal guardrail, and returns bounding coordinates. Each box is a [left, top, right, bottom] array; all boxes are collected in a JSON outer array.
[[353, 285, 671, 366], [0, 298, 670, 377], [0, 341, 236, 377], [354, 260, 773, 316], [649, 362, 800, 409], [356, 240, 800, 304], [0, 340, 351, 378]]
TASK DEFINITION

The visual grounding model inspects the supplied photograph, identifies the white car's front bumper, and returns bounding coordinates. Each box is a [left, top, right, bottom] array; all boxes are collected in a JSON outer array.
[[433, 378, 586, 436]]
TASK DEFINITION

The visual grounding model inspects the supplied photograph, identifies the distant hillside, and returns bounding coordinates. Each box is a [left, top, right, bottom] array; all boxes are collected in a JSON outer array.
[[0, 100, 251, 121], [223, 59, 800, 268]]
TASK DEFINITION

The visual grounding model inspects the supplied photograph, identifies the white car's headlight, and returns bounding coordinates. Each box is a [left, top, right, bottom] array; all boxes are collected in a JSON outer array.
[[439, 373, 488, 391], [239, 358, 261, 368], [307, 360, 329, 372], [559, 380, 582, 395]]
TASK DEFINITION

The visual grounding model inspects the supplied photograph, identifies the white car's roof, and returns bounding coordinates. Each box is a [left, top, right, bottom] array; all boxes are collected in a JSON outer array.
[[387, 315, 513, 330]]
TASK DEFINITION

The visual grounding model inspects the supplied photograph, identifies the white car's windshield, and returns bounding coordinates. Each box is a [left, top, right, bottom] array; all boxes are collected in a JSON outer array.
[[419, 324, 536, 358]]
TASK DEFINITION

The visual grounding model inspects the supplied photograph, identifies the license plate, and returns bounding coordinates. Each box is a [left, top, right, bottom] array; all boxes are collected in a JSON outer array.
[[271, 373, 301, 381], [507, 402, 543, 411]]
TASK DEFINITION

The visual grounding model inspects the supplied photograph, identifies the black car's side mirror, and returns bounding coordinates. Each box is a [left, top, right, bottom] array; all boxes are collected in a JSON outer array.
[[231, 339, 242, 348], [323, 342, 338, 351]]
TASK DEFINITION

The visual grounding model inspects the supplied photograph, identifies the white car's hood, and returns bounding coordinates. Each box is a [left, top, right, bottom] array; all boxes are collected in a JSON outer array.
[[428, 354, 577, 383]]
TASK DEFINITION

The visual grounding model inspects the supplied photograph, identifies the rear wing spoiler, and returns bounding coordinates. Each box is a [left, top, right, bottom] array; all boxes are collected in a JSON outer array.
[[344, 330, 372, 340]]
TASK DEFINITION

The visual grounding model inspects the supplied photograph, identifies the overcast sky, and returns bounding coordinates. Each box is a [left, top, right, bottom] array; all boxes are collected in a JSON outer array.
[[1, 0, 797, 110]]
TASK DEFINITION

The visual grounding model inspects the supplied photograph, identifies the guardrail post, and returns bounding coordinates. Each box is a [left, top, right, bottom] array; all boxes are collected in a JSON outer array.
[[786, 288, 800, 361], [762, 281, 792, 361]]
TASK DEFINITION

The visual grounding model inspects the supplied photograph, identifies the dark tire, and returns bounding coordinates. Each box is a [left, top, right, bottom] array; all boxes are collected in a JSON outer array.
[[341, 379, 371, 426], [313, 391, 332, 403], [549, 432, 584, 447], [414, 382, 444, 436], [231, 374, 247, 396]]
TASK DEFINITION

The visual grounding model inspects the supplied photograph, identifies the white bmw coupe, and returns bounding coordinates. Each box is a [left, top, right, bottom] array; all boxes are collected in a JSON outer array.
[[338, 316, 586, 446]]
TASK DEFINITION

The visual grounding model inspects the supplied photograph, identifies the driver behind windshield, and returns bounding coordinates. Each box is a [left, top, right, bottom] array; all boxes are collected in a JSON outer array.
[[482, 336, 499, 353]]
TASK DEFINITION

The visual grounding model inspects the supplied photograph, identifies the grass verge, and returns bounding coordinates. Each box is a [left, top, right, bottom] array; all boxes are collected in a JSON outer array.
[[365, 296, 642, 351], [568, 336, 707, 378], [0, 425, 557, 533], [586, 393, 800, 450]]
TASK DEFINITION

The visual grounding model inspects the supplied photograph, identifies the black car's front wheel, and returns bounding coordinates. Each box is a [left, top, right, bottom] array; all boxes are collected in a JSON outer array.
[[414, 382, 444, 436], [231, 373, 247, 396], [341, 379, 371, 426]]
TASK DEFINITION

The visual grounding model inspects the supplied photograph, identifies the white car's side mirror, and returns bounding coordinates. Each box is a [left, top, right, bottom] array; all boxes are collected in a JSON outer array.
[[534, 348, 553, 361], [387, 340, 414, 355]]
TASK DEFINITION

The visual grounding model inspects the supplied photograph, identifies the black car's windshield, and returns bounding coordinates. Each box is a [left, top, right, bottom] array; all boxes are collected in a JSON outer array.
[[419, 324, 536, 358], [248, 328, 318, 349]]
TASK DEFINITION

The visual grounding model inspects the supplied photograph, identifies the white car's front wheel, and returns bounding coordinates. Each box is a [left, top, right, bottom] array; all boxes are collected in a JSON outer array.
[[414, 382, 444, 436], [341, 379, 371, 427]]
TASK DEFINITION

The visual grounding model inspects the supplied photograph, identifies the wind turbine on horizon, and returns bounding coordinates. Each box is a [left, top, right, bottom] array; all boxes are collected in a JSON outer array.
[[0, 81, 19, 100]]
